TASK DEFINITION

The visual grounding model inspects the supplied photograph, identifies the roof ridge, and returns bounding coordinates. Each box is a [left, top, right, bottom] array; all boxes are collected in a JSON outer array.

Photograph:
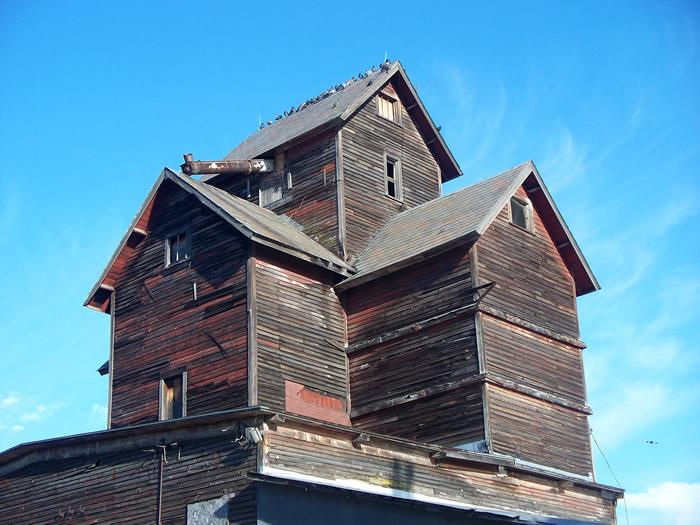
[[255, 60, 395, 131]]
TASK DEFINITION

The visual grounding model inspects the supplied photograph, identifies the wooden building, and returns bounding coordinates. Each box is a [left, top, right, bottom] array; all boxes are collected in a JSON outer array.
[[0, 61, 623, 524]]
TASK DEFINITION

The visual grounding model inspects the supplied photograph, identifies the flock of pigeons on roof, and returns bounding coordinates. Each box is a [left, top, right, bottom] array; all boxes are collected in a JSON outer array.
[[257, 60, 394, 130]]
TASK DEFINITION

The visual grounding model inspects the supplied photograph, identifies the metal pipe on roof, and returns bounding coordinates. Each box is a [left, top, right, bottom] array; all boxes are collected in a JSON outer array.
[[181, 153, 275, 176]]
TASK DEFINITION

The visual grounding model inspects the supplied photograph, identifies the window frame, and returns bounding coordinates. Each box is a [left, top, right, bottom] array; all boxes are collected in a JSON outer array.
[[159, 370, 187, 421], [376, 92, 401, 125], [164, 225, 191, 268], [509, 196, 533, 233], [384, 152, 403, 202]]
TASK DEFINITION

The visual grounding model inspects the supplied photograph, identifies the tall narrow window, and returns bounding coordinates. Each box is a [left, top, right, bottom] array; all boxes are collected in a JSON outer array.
[[510, 197, 532, 231], [165, 228, 190, 267], [385, 155, 402, 200], [160, 373, 185, 420], [377, 93, 399, 124]]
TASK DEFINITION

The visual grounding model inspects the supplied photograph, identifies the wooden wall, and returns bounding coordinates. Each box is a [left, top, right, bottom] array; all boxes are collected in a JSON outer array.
[[263, 422, 617, 524], [253, 249, 348, 418], [212, 130, 341, 255], [477, 186, 579, 339], [345, 246, 473, 343], [486, 384, 594, 476], [352, 385, 485, 446], [111, 182, 249, 427], [344, 247, 483, 445], [482, 315, 587, 405], [0, 435, 257, 525], [341, 81, 441, 257]]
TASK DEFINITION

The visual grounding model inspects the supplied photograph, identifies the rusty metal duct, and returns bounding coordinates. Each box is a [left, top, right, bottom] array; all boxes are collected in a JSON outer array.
[[181, 153, 275, 176]]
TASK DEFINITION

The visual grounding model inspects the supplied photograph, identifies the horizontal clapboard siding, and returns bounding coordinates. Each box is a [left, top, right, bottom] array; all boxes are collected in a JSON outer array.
[[352, 385, 485, 446], [0, 436, 257, 525], [345, 246, 473, 343], [477, 186, 580, 339], [342, 81, 440, 257], [264, 423, 615, 524], [255, 252, 347, 411], [212, 131, 341, 255], [486, 384, 594, 476], [112, 183, 248, 427], [482, 315, 587, 404]]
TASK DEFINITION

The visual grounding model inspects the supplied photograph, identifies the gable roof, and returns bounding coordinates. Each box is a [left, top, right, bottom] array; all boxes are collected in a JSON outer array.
[[85, 169, 352, 310], [336, 161, 599, 296], [203, 61, 461, 183]]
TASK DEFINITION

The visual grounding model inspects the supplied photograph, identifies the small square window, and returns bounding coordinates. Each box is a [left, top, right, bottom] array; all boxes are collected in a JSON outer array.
[[385, 155, 402, 200], [510, 197, 532, 231], [165, 228, 190, 267], [259, 171, 292, 208], [377, 93, 399, 124], [160, 373, 186, 420]]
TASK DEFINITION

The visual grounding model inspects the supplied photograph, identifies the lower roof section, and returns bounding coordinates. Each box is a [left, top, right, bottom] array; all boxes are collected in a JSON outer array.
[[0, 407, 622, 524]]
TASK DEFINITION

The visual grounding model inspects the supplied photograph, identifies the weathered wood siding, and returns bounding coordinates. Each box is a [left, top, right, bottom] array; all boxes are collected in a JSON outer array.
[[111, 182, 248, 427], [263, 422, 616, 524], [0, 436, 257, 525], [213, 131, 341, 255], [345, 246, 481, 445], [345, 246, 473, 343], [254, 249, 347, 415], [477, 186, 579, 339], [486, 384, 594, 476], [482, 315, 587, 405], [352, 385, 485, 446], [342, 81, 441, 257]]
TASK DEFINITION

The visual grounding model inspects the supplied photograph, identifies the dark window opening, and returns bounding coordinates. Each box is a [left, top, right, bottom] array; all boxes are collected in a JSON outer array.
[[161, 374, 185, 420], [166, 229, 190, 266], [510, 197, 532, 231], [385, 156, 402, 200]]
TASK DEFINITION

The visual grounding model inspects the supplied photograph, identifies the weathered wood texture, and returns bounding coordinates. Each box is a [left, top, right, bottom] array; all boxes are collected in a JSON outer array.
[[477, 186, 580, 339], [342, 81, 441, 257], [112, 182, 248, 427], [263, 423, 616, 524], [486, 384, 594, 476], [213, 130, 341, 255], [254, 249, 348, 416], [0, 436, 257, 525], [345, 246, 473, 343], [482, 314, 587, 405], [352, 385, 485, 446]]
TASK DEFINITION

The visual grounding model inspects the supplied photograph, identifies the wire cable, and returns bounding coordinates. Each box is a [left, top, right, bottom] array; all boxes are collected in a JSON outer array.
[[591, 428, 630, 525]]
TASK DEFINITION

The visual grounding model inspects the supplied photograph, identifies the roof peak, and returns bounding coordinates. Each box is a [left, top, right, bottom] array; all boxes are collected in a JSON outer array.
[[255, 60, 396, 131]]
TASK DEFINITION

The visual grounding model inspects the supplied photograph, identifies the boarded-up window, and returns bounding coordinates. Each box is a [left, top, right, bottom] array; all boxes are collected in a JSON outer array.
[[187, 494, 229, 524], [510, 197, 532, 231], [160, 373, 185, 420], [165, 228, 190, 267], [377, 93, 399, 123], [259, 171, 292, 207]]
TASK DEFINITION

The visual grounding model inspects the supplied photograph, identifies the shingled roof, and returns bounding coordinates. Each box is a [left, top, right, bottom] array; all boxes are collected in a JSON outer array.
[[85, 169, 352, 310], [336, 161, 599, 296], [204, 61, 461, 183]]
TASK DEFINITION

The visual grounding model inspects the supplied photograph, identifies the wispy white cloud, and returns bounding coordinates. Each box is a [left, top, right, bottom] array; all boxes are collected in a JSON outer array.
[[0, 393, 20, 409], [626, 482, 700, 525], [91, 404, 107, 420], [11, 424, 24, 433], [540, 127, 588, 193]]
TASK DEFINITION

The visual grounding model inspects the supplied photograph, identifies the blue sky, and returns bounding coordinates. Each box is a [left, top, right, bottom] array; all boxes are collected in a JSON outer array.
[[1, 1, 698, 523]]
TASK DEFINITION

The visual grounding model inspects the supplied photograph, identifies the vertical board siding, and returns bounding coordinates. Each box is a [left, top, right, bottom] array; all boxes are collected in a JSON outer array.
[[112, 182, 248, 427], [0, 436, 257, 525], [352, 385, 485, 446], [345, 246, 473, 343], [482, 315, 587, 404], [342, 81, 441, 257], [265, 424, 616, 524], [212, 131, 341, 255], [254, 252, 347, 412], [477, 186, 580, 338], [486, 384, 594, 476]]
